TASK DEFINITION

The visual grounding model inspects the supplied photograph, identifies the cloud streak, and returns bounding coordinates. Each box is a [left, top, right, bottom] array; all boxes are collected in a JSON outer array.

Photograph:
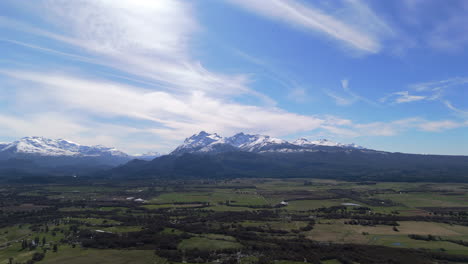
[[0, 0, 465, 155], [326, 79, 377, 106], [0, 1, 259, 99], [0, 70, 328, 148], [381, 77, 468, 116], [227, 0, 393, 54]]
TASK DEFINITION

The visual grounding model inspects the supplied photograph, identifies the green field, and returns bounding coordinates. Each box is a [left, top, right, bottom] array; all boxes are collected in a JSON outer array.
[[178, 235, 243, 251], [41, 247, 158, 264], [2, 179, 468, 263]]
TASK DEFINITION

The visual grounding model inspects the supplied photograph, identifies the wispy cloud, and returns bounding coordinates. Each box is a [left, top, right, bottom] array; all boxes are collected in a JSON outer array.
[[380, 91, 426, 104], [1, 69, 466, 152], [0, 0, 465, 154], [226, 0, 394, 54], [235, 49, 310, 104], [382, 77, 468, 115], [444, 100, 468, 118], [340, 117, 468, 137], [0, 1, 258, 98], [325, 79, 377, 106], [0, 70, 328, 150]]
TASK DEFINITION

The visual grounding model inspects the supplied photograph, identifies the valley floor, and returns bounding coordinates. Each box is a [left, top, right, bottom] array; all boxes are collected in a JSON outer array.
[[2, 178, 468, 263]]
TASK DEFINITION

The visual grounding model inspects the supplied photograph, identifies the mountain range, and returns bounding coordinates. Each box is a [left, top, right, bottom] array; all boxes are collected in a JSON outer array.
[[170, 131, 365, 155], [2, 132, 468, 183], [109, 131, 468, 182], [0, 136, 160, 176]]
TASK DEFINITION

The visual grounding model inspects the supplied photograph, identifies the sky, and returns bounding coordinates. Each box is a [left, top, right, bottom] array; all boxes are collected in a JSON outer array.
[[0, 0, 467, 155]]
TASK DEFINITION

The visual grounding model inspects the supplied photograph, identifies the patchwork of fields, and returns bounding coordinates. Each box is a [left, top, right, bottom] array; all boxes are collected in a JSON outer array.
[[2, 178, 468, 263]]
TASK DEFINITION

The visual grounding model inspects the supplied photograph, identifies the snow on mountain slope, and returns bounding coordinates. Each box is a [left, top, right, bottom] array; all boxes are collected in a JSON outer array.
[[293, 138, 364, 149], [133, 152, 161, 161], [2, 137, 82, 156], [235, 134, 290, 152], [171, 131, 225, 155], [171, 131, 366, 155], [224, 132, 258, 147], [0, 136, 130, 157]]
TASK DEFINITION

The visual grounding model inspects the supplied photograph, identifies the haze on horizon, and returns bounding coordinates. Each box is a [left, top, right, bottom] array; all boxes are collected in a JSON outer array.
[[0, 0, 467, 155]]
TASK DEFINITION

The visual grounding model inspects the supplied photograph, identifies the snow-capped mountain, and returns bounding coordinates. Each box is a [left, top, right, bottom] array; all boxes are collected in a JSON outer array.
[[0, 143, 8, 150], [0, 137, 129, 158], [227, 133, 298, 153], [0, 136, 168, 176], [0, 137, 163, 171], [170, 132, 366, 155], [171, 131, 226, 155], [293, 138, 364, 149], [133, 152, 161, 161]]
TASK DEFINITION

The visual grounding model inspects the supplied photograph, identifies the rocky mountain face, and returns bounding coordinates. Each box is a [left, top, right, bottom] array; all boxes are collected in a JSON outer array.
[[107, 131, 468, 182], [170, 131, 365, 155], [0, 137, 128, 158], [0, 137, 160, 175]]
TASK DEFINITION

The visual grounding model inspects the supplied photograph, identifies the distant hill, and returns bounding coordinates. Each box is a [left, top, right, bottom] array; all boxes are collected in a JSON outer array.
[[0, 136, 160, 176], [109, 131, 468, 182], [2, 132, 467, 182], [170, 131, 365, 155]]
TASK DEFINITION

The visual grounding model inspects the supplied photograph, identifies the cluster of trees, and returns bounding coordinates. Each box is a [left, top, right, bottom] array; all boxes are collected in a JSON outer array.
[[408, 234, 468, 247], [20, 237, 47, 250], [330, 189, 398, 207], [153, 232, 468, 264], [344, 219, 399, 226], [109, 150, 468, 183], [80, 230, 189, 250], [4, 179, 468, 264]]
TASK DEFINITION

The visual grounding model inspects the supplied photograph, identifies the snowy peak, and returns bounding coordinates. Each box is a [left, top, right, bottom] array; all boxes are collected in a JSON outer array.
[[310, 139, 341, 147], [183, 131, 223, 146], [2, 136, 82, 156], [293, 137, 364, 149], [227, 133, 285, 148], [171, 131, 366, 155], [0, 136, 130, 157], [225, 132, 256, 147], [310, 139, 364, 149], [292, 138, 312, 146], [171, 131, 225, 155], [134, 152, 161, 161], [236, 134, 289, 152]]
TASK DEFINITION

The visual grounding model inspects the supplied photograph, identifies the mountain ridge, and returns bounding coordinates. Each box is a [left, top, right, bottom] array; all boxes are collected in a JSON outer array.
[[0, 136, 160, 160], [0, 137, 160, 176], [106, 131, 468, 182], [170, 131, 366, 155]]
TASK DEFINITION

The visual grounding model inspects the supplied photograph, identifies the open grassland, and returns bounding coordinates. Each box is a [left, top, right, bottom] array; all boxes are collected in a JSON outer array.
[[98, 226, 143, 233], [67, 217, 121, 225], [41, 247, 158, 264], [370, 235, 468, 256], [308, 220, 468, 255], [178, 236, 243, 251], [2, 179, 468, 263], [150, 190, 268, 206], [285, 199, 361, 211], [0, 226, 31, 246], [240, 220, 308, 231], [373, 192, 468, 208]]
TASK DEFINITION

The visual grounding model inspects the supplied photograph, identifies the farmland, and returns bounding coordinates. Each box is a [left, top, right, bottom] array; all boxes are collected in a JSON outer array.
[[2, 178, 468, 263]]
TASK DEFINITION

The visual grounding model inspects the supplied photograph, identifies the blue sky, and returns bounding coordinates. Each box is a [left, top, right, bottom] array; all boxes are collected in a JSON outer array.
[[0, 0, 467, 155]]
